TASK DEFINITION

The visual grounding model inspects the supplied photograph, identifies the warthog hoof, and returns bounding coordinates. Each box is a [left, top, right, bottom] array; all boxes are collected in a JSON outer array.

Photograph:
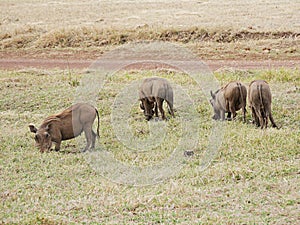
[[81, 148, 89, 153]]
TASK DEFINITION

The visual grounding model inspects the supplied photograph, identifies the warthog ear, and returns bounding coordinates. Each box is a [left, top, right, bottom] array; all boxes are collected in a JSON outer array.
[[29, 124, 37, 133], [210, 91, 215, 99]]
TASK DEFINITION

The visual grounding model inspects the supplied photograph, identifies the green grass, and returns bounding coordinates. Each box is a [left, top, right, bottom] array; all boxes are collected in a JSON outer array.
[[0, 68, 299, 224]]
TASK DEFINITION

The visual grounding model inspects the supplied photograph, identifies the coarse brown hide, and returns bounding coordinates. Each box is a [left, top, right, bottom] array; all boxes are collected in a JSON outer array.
[[210, 81, 247, 122], [248, 80, 277, 129], [139, 77, 175, 121], [29, 103, 100, 152]]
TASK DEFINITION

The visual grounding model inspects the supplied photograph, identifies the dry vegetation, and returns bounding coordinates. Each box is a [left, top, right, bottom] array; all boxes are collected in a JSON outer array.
[[0, 0, 299, 59]]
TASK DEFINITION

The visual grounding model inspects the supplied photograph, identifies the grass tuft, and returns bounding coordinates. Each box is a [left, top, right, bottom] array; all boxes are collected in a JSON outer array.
[[1, 26, 299, 59]]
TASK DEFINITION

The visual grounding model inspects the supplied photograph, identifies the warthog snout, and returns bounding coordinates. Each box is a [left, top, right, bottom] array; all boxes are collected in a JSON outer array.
[[144, 109, 154, 121], [212, 114, 218, 120]]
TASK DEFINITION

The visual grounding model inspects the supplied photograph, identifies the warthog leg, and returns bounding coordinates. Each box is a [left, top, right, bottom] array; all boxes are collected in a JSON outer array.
[[251, 106, 260, 126], [156, 98, 165, 120], [265, 105, 277, 128], [82, 123, 94, 152], [264, 111, 269, 129], [229, 101, 237, 120], [269, 113, 278, 128], [91, 130, 97, 149], [154, 102, 158, 117], [255, 107, 265, 129], [166, 100, 175, 118], [226, 112, 232, 120], [242, 107, 246, 123], [220, 110, 226, 121]]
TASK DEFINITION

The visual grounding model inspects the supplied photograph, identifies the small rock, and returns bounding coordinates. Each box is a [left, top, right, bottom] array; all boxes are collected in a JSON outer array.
[[184, 150, 194, 157]]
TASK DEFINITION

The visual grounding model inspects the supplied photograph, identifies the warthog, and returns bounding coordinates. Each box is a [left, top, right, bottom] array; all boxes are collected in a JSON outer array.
[[210, 81, 247, 122], [248, 80, 277, 129], [139, 77, 175, 120], [29, 103, 99, 152]]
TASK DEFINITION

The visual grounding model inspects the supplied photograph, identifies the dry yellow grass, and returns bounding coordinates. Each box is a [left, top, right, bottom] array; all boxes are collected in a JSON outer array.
[[0, 0, 299, 60], [1, 0, 300, 31]]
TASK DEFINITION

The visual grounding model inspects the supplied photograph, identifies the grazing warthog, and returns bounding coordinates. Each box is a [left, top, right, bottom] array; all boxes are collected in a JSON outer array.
[[139, 77, 175, 120], [248, 80, 277, 129], [29, 103, 99, 152], [210, 81, 247, 122]]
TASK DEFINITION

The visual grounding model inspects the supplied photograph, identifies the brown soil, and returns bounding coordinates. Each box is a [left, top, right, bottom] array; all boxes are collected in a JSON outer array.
[[0, 50, 299, 71]]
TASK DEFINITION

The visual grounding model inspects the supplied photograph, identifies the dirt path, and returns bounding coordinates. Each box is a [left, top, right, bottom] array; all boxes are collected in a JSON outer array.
[[0, 57, 299, 71]]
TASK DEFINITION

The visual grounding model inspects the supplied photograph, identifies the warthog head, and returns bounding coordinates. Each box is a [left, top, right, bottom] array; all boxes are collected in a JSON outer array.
[[210, 90, 221, 120], [140, 99, 155, 121], [29, 124, 52, 153]]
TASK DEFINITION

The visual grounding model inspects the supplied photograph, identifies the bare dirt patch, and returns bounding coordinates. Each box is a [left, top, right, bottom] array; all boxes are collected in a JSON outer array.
[[0, 50, 299, 71]]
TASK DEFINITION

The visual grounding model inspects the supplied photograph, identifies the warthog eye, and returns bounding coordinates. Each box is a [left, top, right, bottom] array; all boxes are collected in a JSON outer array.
[[44, 132, 50, 139]]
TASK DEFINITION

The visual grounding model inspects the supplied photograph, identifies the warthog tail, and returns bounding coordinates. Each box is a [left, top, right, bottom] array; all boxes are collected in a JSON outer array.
[[166, 87, 174, 117], [95, 108, 100, 138], [166, 100, 173, 114], [237, 82, 245, 109], [258, 84, 266, 117]]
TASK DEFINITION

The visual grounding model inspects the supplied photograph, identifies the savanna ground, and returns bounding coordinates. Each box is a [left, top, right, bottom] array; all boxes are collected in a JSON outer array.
[[0, 0, 299, 224]]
